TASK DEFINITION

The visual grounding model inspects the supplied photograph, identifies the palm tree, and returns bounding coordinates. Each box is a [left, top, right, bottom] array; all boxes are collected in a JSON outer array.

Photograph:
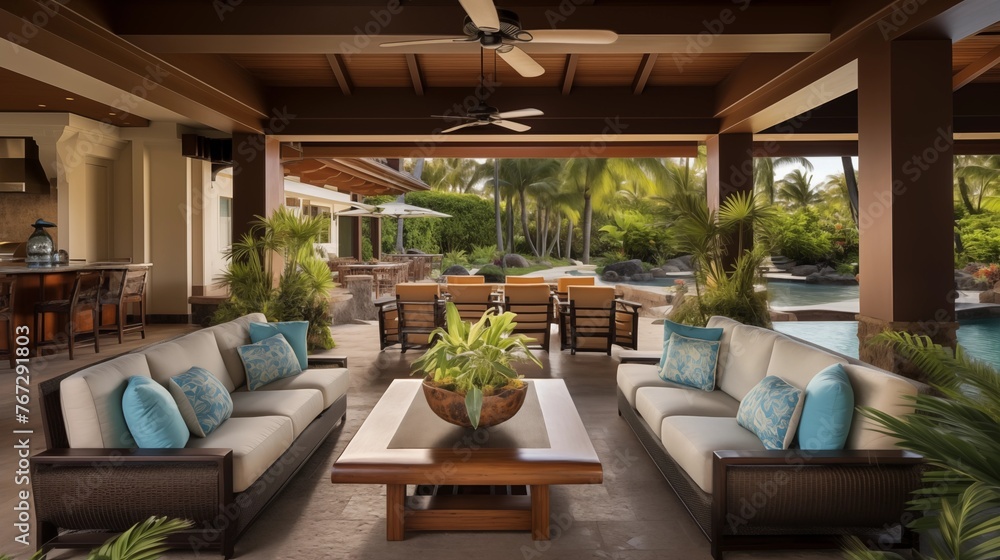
[[776, 169, 822, 208], [423, 158, 480, 193], [488, 158, 562, 257], [754, 157, 814, 204], [820, 171, 859, 225], [562, 158, 658, 264], [955, 155, 1000, 214]]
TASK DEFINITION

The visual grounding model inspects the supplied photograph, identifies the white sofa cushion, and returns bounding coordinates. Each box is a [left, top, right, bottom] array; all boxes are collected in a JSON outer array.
[[766, 337, 847, 390], [205, 313, 265, 390], [61, 354, 151, 448], [253, 368, 349, 409], [230, 389, 324, 438], [843, 363, 919, 449], [660, 416, 765, 494], [187, 416, 293, 493], [706, 316, 740, 376], [717, 324, 787, 401], [635, 387, 740, 438], [617, 363, 685, 407], [144, 330, 234, 392]]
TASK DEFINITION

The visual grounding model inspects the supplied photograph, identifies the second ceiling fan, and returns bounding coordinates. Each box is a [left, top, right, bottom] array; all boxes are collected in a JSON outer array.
[[380, 0, 618, 78]]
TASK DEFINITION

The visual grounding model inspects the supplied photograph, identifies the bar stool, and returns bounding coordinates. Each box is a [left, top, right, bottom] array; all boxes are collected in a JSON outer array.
[[0, 276, 16, 369], [34, 270, 102, 359], [99, 268, 148, 343]]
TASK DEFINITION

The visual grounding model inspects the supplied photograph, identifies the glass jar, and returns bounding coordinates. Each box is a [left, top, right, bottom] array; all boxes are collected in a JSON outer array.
[[25, 219, 56, 268]]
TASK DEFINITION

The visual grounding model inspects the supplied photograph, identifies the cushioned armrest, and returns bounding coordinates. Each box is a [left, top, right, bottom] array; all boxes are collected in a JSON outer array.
[[615, 299, 643, 309], [307, 355, 348, 368], [374, 297, 397, 309], [619, 350, 661, 364]]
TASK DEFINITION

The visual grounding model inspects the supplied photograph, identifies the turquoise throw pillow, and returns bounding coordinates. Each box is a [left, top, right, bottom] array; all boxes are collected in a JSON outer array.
[[658, 320, 723, 372], [168, 367, 233, 438], [658, 332, 720, 392], [122, 376, 189, 449], [249, 321, 309, 371], [737, 376, 805, 450], [796, 364, 855, 450], [238, 333, 303, 391]]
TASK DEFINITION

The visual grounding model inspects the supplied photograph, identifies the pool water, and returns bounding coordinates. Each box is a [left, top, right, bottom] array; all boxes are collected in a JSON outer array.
[[774, 319, 1000, 371]]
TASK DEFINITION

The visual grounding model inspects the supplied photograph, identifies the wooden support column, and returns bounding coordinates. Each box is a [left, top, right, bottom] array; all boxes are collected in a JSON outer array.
[[371, 216, 383, 260], [350, 194, 363, 260], [857, 38, 957, 380], [706, 133, 754, 268], [231, 133, 282, 241]]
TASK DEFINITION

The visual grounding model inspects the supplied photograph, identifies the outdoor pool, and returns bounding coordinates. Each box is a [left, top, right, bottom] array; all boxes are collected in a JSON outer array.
[[774, 318, 1000, 371]]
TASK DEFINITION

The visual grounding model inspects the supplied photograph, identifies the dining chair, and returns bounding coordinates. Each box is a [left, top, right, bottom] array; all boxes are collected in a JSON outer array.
[[558, 285, 641, 355], [0, 276, 16, 368], [34, 270, 102, 359], [378, 283, 444, 352], [98, 268, 148, 343], [446, 284, 499, 323], [502, 283, 553, 350]]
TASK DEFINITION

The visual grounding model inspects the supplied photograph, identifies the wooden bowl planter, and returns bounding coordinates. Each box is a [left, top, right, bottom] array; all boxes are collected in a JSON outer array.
[[422, 380, 528, 429]]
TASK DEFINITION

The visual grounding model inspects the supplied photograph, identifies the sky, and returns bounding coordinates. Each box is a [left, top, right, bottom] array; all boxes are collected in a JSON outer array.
[[786, 156, 859, 186]]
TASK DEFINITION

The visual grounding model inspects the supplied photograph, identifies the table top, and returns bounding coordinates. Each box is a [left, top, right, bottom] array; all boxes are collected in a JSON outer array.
[[331, 379, 602, 485], [0, 262, 152, 275]]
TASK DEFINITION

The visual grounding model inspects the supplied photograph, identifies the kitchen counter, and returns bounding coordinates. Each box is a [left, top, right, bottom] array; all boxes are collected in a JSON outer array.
[[0, 262, 151, 274]]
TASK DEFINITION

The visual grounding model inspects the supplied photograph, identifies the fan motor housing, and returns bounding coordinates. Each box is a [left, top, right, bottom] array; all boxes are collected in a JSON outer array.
[[463, 9, 523, 39]]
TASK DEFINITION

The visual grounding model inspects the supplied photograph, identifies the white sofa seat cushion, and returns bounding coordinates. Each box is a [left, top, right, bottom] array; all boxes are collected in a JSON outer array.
[[143, 330, 235, 392], [660, 416, 765, 494], [61, 354, 151, 448], [187, 416, 293, 493], [717, 324, 787, 401], [617, 363, 682, 407], [766, 338, 847, 391], [230, 389, 324, 438], [253, 368, 349, 409], [844, 364, 920, 449], [635, 387, 739, 438], [206, 313, 265, 390]]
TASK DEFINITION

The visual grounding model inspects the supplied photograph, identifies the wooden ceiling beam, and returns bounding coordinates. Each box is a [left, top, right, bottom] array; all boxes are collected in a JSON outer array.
[[631, 54, 657, 95], [291, 142, 700, 158], [325, 54, 353, 96], [561, 55, 579, 96], [953, 44, 1000, 90], [715, 0, 1000, 133], [405, 54, 425, 96]]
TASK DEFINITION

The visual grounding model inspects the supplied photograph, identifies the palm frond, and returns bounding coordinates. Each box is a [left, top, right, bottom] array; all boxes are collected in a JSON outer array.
[[86, 517, 193, 560]]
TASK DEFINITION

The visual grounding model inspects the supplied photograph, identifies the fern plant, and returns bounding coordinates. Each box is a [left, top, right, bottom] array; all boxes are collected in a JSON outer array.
[[2, 517, 192, 560], [411, 303, 541, 428], [845, 332, 1000, 560]]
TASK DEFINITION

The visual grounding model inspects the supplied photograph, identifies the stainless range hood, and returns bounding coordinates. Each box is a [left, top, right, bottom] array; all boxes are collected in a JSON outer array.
[[0, 138, 51, 194]]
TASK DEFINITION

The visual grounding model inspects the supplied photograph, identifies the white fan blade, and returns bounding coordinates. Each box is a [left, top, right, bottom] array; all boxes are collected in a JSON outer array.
[[380, 37, 472, 48], [524, 29, 618, 44], [498, 47, 545, 78], [459, 0, 500, 31], [494, 108, 543, 120], [492, 120, 531, 132], [441, 121, 486, 133]]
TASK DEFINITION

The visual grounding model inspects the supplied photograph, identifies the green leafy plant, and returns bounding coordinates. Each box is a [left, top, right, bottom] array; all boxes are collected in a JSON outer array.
[[213, 207, 334, 350], [1, 517, 192, 560], [442, 249, 468, 269], [411, 303, 541, 428], [844, 332, 1000, 560], [598, 212, 672, 264], [469, 244, 499, 265], [664, 191, 774, 327]]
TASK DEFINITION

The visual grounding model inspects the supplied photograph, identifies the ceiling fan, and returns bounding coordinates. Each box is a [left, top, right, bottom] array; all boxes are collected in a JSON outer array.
[[434, 51, 543, 133], [379, 0, 618, 78]]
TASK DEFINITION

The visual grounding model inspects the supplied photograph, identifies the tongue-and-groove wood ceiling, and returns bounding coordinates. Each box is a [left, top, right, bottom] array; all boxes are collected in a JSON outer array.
[[1, 0, 1000, 155]]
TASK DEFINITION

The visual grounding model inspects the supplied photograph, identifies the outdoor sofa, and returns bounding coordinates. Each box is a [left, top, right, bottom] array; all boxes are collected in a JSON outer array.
[[31, 313, 349, 558], [617, 316, 925, 559]]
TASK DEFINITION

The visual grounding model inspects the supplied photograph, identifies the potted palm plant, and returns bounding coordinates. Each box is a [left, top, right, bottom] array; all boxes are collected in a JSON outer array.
[[412, 302, 542, 429]]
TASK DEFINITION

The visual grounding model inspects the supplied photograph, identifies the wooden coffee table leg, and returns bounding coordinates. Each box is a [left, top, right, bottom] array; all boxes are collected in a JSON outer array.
[[530, 485, 550, 540], [386, 484, 406, 541]]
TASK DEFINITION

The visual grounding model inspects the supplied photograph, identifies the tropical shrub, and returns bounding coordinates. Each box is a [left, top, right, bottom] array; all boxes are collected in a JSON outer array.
[[768, 208, 832, 264], [957, 212, 1000, 264], [469, 244, 500, 265], [213, 207, 335, 350], [442, 249, 468, 270], [405, 191, 495, 252], [845, 333, 1000, 560], [598, 212, 673, 263], [973, 263, 1000, 286], [476, 264, 505, 283]]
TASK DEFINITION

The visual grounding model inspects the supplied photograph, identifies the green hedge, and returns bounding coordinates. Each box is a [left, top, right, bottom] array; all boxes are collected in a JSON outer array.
[[371, 191, 496, 254], [958, 212, 1000, 264]]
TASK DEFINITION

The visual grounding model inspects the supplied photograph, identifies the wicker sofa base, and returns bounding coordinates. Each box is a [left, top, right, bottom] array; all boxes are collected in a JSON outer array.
[[33, 393, 347, 558], [617, 389, 922, 559]]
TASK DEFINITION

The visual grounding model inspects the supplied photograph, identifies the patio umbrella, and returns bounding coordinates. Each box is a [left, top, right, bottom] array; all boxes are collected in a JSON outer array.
[[336, 202, 451, 252]]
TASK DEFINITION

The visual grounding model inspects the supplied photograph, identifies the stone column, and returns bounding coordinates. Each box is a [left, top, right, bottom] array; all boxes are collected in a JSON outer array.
[[706, 133, 754, 268], [857, 38, 957, 381]]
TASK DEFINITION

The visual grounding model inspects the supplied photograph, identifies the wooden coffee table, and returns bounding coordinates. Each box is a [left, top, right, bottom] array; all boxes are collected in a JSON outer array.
[[331, 379, 602, 540]]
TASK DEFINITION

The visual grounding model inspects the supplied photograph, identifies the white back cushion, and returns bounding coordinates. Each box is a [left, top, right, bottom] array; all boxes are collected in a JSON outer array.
[[843, 363, 920, 449], [143, 330, 234, 392], [206, 313, 265, 389], [717, 324, 786, 401], [61, 354, 150, 448], [766, 338, 847, 390]]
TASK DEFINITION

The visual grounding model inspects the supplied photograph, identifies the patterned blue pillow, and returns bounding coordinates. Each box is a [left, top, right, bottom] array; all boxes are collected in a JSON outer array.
[[658, 332, 721, 391], [249, 321, 309, 370], [122, 376, 189, 449], [737, 376, 805, 450], [658, 320, 724, 371], [237, 333, 303, 391], [168, 367, 233, 437]]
